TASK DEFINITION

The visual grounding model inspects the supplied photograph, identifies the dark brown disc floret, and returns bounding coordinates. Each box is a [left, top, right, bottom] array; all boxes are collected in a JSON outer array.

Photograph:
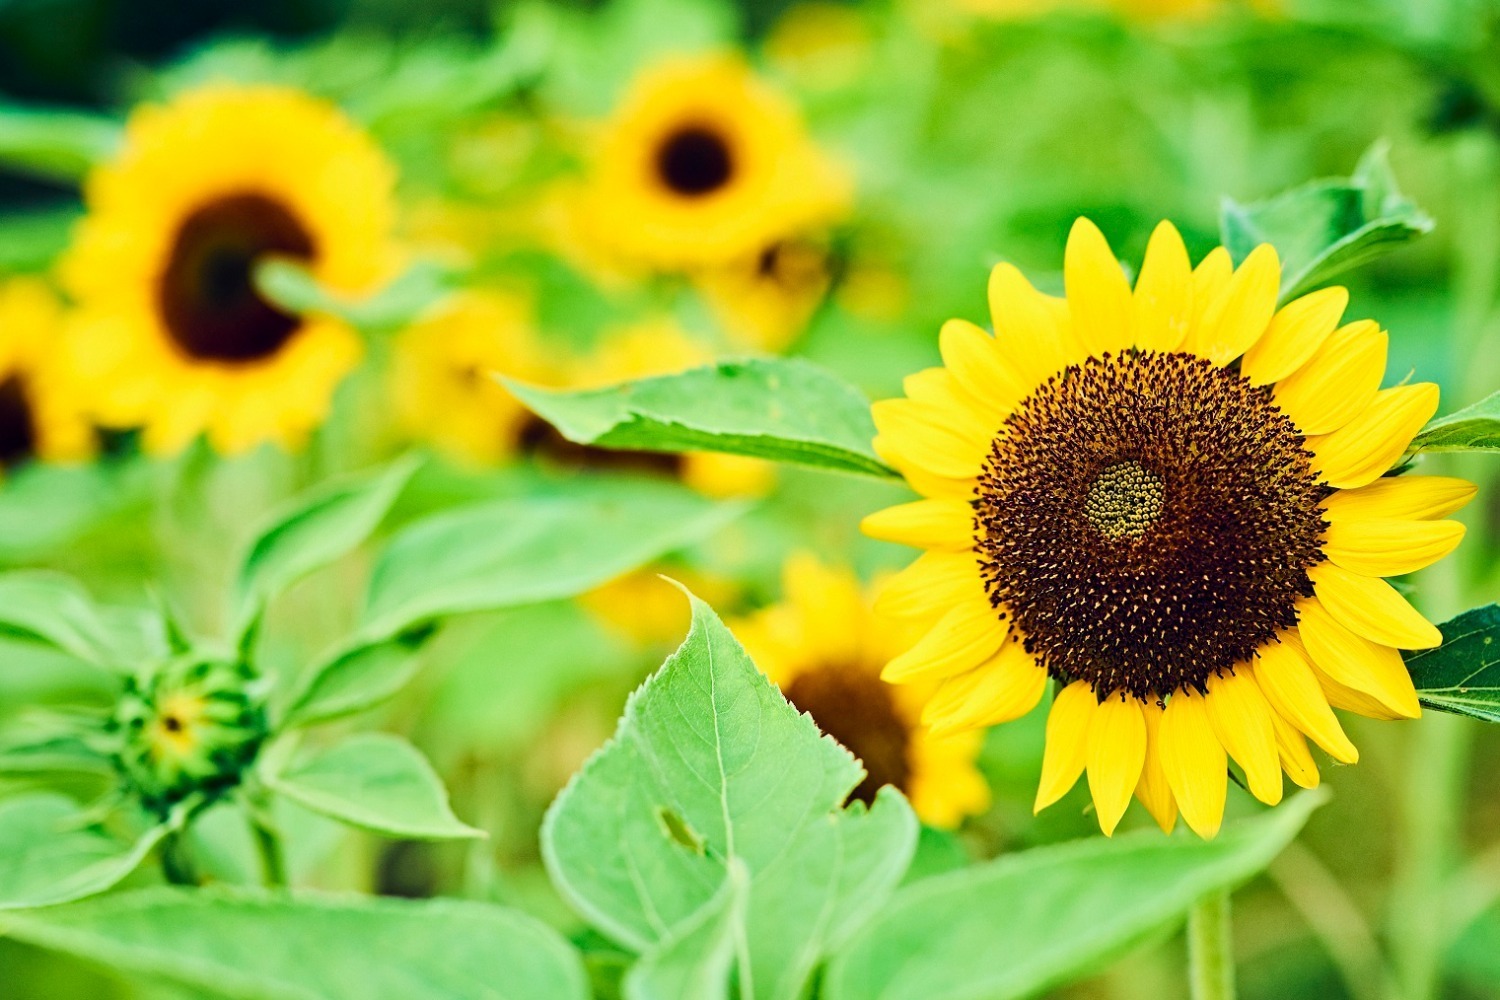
[[975, 350, 1328, 701], [783, 666, 912, 806]]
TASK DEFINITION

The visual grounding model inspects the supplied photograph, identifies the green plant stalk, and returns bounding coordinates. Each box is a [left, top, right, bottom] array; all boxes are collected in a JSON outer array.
[[1188, 890, 1236, 1000], [160, 830, 199, 886], [251, 812, 289, 889]]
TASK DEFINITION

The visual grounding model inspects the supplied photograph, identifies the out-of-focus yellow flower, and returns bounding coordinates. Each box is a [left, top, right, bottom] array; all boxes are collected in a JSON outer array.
[[62, 84, 399, 455], [0, 279, 95, 468], [568, 54, 850, 272], [696, 239, 832, 353], [765, 3, 875, 91], [733, 555, 991, 828]]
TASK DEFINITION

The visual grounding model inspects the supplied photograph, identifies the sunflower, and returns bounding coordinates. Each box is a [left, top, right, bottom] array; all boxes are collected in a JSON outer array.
[[733, 554, 990, 828], [862, 218, 1472, 838], [569, 54, 850, 272], [0, 278, 96, 468], [696, 238, 832, 353], [390, 290, 544, 465], [62, 84, 399, 455]]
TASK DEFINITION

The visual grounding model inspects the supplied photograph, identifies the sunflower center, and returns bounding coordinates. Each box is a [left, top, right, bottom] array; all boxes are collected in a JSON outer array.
[[158, 193, 315, 363], [517, 413, 687, 478], [783, 666, 911, 805], [0, 375, 37, 468], [975, 350, 1327, 701], [656, 125, 734, 197]]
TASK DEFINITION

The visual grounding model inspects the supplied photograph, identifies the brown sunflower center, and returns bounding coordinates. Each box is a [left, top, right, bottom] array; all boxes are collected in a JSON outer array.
[[783, 666, 912, 805], [517, 414, 686, 478], [975, 350, 1327, 701], [656, 125, 734, 197], [158, 193, 315, 363], [0, 375, 36, 468]]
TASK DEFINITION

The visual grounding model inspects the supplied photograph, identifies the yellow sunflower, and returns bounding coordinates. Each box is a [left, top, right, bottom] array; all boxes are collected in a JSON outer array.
[[0, 279, 95, 467], [62, 84, 399, 455], [733, 554, 990, 828], [696, 238, 832, 353], [862, 218, 1472, 838], [569, 54, 850, 272], [390, 290, 544, 465]]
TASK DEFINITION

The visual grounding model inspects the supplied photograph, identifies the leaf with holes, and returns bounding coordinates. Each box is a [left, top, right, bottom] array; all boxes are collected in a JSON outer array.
[[1405, 604, 1500, 724], [542, 588, 918, 1000]]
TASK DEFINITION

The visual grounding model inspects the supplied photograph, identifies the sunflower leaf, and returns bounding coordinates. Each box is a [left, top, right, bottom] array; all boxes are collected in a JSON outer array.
[[1220, 141, 1433, 300], [822, 790, 1326, 1000], [0, 104, 121, 182], [1409, 389, 1500, 453], [542, 588, 918, 1000], [503, 358, 897, 479], [0, 794, 166, 911], [623, 861, 749, 1000], [0, 887, 590, 1000], [1405, 604, 1500, 724], [0, 572, 167, 672]]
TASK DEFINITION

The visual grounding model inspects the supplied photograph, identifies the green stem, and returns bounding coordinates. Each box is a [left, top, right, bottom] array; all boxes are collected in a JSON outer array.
[[1188, 890, 1237, 1000], [160, 830, 199, 886], [251, 812, 289, 889]]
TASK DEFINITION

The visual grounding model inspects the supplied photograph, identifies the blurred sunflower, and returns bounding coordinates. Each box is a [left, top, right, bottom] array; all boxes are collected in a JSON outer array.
[[569, 54, 850, 272], [863, 218, 1471, 838], [696, 238, 832, 353], [0, 279, 96, 469], [390, 291, 543, 465], [62, 84, 399, 455], [734, 554, 989, 828]]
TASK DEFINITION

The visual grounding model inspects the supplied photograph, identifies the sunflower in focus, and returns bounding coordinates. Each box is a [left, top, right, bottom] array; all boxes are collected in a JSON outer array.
[[570, 54, 850, 272], [863, 218, 1472, 838], [62, 84, 399, 455], [734, 555, 989, 828], [390, 291, 544, 465], [0, 279, 96, 470]]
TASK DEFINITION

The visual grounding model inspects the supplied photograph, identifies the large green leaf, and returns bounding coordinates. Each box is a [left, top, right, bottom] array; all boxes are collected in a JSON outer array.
[[503, 358, 896, 479], [0, 572, 165, 671], [543, 590, 919, 1000], [1220, 142, 1432, 300], [0, 104, 121, 182], [357, 479, 743, 642], [0, 794, 165, 910], [232, 456, 420, 640], [624, 862, 749, 1000], [1405, 605, 1500, 724], [262, 733, 480, 841], [1410, 390, 1500, 454], [823, 792, 1325, 1000], [0, 887, 590, 1000]]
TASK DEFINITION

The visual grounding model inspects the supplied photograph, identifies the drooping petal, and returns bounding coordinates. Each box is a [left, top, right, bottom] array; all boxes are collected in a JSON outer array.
[[1064, 217, 1133, 358], [1241, 285, 1348, 386], [1086, 692, 1147, 836], [1253, 637, 1358, 762], [1159, 689, 1228, 839], [925, 638, 1047, 733], [1204, 669, 1283, 806], [1321, 476, 1477, 522], [861, 498, 976, 551], [883, 594, 1007, 683], [1135, 698, 1178, 834], [1308, 561, 1442, 650], [1192, 244, 1280, 365], [1307, 384, 1441, 489], [1322, 518, 1466, 577], [1270, 709, 1320, 790], [1296, 597, 1422, 718], [1131, 220, 1193, 353], [1034, 681, 1097, 813], [1272, 320, 1386, 436]]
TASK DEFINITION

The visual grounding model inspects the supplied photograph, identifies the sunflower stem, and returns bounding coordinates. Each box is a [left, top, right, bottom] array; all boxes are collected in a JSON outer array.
[[250, 811, 289, 889], [160, 830, 199, 886], [1188, 889, 1236, 1000]]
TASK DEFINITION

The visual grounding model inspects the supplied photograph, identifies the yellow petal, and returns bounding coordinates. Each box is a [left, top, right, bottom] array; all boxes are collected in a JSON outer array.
[[938, 319, 1030, 416], [1132, 220, 1193, 353], [1204, 669, 1283, 806], [1323, 518, 1466, 577], [1193, 244, 1280, 365], [1189, 247, 1234, 338], [1253, 637, 1358, 763], [1135, 699, 1178, 834], [1308, 560, 1441, 650], [1321, 476, 1477, 522], [1305, 657, 1411, 721], [861, 499, 975, 551], [1065, 217, 1133, 357], [1308, 384, 1441, 489], [1270, 709, 1320, 790], [925, 638, 1047, 733], [874, 444, 977, 502], [988, 262, 1073, 388], [1272, 321, 1386, 435], [1159, 688, 1228, 839], [1296, 597, 1422, 718], [1241, 286, 1348, 386], [903, 366, 1006, 431], [1086, 692, 1147, 836], [872, 399, 991, 480], [873, 551, 983, 620], [1034, 681, 1097, 812], [883, 595, 1006, 683]]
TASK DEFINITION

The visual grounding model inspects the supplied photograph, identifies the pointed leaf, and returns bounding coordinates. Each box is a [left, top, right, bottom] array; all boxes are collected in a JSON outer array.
[[1410, 389, 1500, 454], [0, 572, 166, 671], [279, 627, 435, 729], [1405, 604, 1500, 724], [0, 794, 165, 910]]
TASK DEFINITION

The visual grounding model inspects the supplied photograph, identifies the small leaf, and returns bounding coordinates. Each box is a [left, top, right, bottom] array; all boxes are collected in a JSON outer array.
[[0, 794, 165, 910], [823, 791, 1326, 1000], [1410, 389, 1500, 454], [0, 103, 121, 182], [3, 887, 590, 1000], [358, 478, 743, 643], [0, 731, 114, 776], [504, 358, 896, 479], [542, 589, 918, 1000], [0, 572, 166, 671], [232, 455, 420, 641], [1220, 141, 1433, 300], [263, 733, 482, 840], [624, 862, 749, 1000], [255, 258, 458, 334], [1405, 604, 1500, 724], [279, 626, 435, 729]]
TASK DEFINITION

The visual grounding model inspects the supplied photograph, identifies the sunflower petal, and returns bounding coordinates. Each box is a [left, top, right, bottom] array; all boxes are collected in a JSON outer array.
[[1132, 220, 1193, 353], [1253, 638, 1358, 762], [925, 638, 1048, 733], [1296, 596, 1422, 718], [872, 399, 990, 479], [1309, 561, 1441, 650], [1323, 518, 1466, 577], [1160, 689, 1228, 839], [1086, 692, 1147, 836], [883, 595, 1006, 683], [938, 319, 1030, 416], [1270, 710, 1320, 790], [903, 366, 1006, 429], [1205, 668, 1283, 806], [1321, 476, 1477, 522], [1307, 384, 1441, 489], [1065, 217, 1134, 357], [988, 263, 1074, 388], [1272, 321, 1386, 435], [861, 499, 975, 551], [1135, 699, 1178, 834], [872, 551, 983, 620], [1241, 286, 1348, 386], [1193, 244, 1280, 365], [1034, 681, 1097, 812]]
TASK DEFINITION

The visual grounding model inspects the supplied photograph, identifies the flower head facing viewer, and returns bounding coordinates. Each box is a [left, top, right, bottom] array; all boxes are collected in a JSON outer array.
[[63, 84, 399, 455], [862, 218, 1473, 838]]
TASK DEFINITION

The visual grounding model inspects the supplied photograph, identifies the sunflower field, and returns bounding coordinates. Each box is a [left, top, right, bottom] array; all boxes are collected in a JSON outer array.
[[2, 0, 1500, 998]]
